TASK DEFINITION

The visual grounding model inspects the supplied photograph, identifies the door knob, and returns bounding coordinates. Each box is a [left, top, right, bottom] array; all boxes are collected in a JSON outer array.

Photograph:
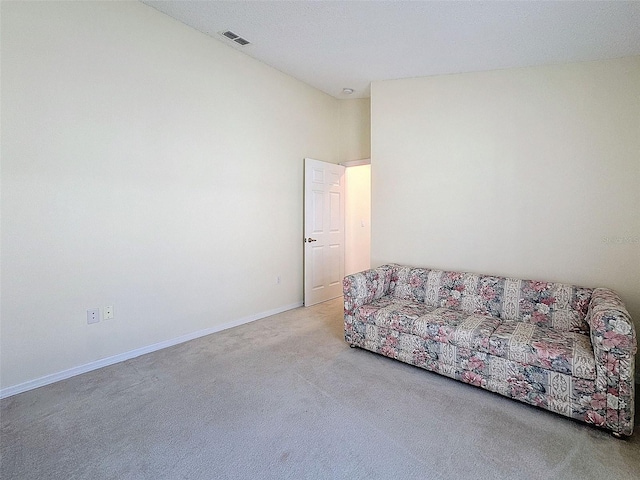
[[305, 238, 317, 243]]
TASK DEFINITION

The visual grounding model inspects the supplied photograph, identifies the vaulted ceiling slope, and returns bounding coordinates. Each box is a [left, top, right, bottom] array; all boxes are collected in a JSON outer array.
[[143, 1, 640, 98]]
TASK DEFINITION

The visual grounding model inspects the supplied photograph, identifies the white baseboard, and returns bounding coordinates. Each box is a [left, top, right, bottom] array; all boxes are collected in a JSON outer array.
[[0, 302, 303, 399]]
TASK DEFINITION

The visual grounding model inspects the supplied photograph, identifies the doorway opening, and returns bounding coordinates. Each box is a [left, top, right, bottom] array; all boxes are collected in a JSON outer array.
[[344, 161, 371, 276]]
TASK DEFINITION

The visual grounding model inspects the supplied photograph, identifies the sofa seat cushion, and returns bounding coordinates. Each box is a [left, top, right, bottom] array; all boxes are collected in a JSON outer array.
[[355, 296, 501, 352], [488, 323, 596, 380], [355, 296, 436, 333], [412, 308, 501, 352]]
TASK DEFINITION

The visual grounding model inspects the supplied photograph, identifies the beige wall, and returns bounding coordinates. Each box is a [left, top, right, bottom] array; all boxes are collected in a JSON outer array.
[[371, 57, 640, 329], [339, 98, 371, 162], [0, 1, 341, 390]]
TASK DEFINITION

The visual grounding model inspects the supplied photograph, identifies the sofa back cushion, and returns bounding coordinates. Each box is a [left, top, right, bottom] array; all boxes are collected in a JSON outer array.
[[500, 278, 592, 333], [436, 271, 505, 318], [389, 266, 592, 333], [391, 266, 430, 303]]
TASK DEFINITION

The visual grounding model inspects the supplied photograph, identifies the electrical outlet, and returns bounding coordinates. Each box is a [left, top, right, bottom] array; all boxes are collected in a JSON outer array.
[[104, 306, 114, 320], [87, 308, 100, 324], [276, 276, 281, 284]]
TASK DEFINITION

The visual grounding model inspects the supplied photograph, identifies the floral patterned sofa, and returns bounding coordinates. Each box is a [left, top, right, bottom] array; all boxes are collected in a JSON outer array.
[[343, 264, 637, 436]]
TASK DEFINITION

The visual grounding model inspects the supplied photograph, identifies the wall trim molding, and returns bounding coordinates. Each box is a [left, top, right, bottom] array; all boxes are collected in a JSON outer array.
[[340, 158, 370, 167], [0, 302, 303, 399]]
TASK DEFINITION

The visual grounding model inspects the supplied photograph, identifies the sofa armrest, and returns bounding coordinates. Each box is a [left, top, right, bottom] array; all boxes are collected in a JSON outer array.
[[343, 264, 395, 315], [588, 288, 637, 357], [588, 288, 637, 435]]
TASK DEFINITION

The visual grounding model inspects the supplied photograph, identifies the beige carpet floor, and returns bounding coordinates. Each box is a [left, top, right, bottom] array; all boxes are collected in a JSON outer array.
[[1, 297, 639, 479]]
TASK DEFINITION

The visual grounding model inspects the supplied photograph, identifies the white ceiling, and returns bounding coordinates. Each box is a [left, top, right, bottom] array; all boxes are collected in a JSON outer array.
[[143, 1, 640, 99]]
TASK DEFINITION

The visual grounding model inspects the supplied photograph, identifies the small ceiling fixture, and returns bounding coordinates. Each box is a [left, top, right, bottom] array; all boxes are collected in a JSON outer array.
[[219, 30, 251, 46], [342, 88, 354, 95]]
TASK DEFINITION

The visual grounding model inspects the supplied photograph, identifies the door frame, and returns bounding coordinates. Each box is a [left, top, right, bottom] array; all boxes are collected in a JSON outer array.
[[302, 158, 372, 306]]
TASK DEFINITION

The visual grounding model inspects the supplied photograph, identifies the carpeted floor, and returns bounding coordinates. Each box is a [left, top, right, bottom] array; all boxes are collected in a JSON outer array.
[[1, 297, 639, 479]]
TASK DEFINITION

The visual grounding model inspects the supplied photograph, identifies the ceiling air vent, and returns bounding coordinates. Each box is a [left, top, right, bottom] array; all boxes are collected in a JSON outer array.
[[220, 30, 251, 47]]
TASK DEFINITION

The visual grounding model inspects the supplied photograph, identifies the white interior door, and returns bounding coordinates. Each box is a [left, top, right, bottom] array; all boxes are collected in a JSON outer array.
[[304, 158, 345, 306]]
